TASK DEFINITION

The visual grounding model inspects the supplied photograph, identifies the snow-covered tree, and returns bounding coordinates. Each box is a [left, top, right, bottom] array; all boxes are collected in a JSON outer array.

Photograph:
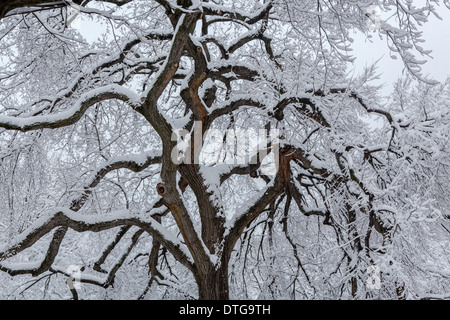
[[0, 0, 449, 300]]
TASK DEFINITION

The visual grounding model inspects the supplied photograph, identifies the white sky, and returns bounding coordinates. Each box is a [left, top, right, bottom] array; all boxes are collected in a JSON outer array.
[[350, 6, 450, 95]]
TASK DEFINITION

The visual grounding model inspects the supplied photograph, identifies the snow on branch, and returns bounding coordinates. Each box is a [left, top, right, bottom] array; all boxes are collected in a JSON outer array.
[[0, 84, 141, 131], [202, 1, 272, 26], [70, 150, 162, 211], [0, 208, 194, 272]]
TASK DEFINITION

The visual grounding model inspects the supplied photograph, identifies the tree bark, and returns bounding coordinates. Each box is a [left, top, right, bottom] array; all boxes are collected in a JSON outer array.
[[195, 263, 229, 300]]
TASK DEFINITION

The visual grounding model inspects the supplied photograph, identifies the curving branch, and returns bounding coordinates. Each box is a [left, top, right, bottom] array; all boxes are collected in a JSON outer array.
[[202, 1, 273, 26], [70, 150, 162, 211], [0, 208, 195, 273], [0, 0, 133, 19], [0, 150, 163, 278], [0, 84, 141, 131]]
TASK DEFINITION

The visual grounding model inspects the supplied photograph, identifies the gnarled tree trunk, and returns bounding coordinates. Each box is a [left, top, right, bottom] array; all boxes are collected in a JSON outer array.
[[195, 263, 230, 300]]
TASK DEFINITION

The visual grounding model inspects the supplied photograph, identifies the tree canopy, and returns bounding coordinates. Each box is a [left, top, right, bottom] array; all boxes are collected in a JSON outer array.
[[0, 0, 449, 300]]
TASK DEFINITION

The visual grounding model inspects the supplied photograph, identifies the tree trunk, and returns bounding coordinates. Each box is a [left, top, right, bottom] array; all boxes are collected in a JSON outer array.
[[196, 264, 229, 300]]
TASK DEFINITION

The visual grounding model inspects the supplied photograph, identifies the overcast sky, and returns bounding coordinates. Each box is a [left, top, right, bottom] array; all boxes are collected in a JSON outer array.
[[351, 5, 450, 95]]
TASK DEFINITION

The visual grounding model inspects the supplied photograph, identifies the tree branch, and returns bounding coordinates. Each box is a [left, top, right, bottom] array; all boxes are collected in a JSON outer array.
[[0, 84, 141, 131], [0, 208, 195, 274]]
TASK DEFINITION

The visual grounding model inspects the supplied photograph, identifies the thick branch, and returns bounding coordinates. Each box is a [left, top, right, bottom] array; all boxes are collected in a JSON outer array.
[[0, 84, 141, 131], [70, 150, 162, 211], [0, 209, 195, 273], [202, 2, 272, 26], [0, 0, 132, 19]]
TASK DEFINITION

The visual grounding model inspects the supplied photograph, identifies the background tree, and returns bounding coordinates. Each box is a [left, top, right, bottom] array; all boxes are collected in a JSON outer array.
[[0, 0, 449, 300]]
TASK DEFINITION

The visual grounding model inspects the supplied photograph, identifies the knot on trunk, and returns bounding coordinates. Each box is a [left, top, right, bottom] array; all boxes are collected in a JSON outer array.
[[157, 183, 168, 196]]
